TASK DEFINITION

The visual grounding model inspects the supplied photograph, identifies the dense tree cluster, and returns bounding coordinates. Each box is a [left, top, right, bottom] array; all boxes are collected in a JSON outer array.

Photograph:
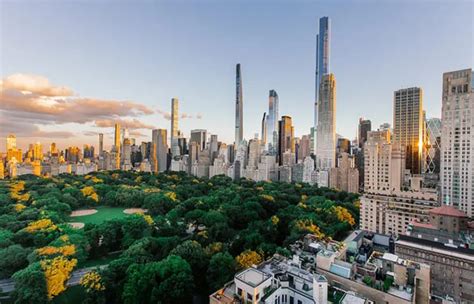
[[0, 171, 359, 303]]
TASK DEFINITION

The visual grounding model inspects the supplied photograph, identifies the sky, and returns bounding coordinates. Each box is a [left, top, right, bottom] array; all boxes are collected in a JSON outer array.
[[1, 0, 473, 151]]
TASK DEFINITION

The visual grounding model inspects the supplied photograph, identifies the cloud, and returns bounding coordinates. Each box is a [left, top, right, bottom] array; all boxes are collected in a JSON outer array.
[[156, 109, 202, 121], [94, 118, 155, 130], [1, 74, 73, 97], [0, 74, 154, 127], [0, 115, 74, 139]]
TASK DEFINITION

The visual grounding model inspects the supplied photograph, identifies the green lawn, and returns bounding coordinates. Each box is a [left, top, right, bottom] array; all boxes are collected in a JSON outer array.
[[69, 207, 128, 225]]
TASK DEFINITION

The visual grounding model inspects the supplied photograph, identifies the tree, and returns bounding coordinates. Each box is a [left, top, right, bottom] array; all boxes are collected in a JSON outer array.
[[12, 262, 48, 304], [0, 244, 31, 279], [207, 252, 236, 291], [235, 250, 263, 269]]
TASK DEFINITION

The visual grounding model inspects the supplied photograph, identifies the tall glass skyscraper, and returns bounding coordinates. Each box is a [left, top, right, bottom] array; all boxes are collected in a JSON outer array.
[[266, 89, 279, 155], [315, 17, 331, 130], [313, 17, 331, 156], [235, 63, 243, 147]]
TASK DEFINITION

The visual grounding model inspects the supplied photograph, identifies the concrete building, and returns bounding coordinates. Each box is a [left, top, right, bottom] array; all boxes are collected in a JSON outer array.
[[364, 129, 405, 193], [329, 152, 359, 193], [210, 255, 329, 304], [393, 87, 424, 175], [395, 205, 474, 303], [360, 187, 439, 236], [152, 129, 168, 172], [190, 129, 207, 151], [440, 68, 474, 217], [315, 74, 336, 170], [358, 118, 371, 148]]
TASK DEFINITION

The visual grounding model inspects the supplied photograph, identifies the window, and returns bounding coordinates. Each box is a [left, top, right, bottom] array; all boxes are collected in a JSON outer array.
[[298, 300, 303, 304], [237, 288, 242, 296], [247, 293, 252, 301]]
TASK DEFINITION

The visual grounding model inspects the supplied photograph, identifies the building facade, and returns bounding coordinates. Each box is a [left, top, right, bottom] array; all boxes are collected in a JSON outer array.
[[316, 74, 336, 170], [440, 68, 474, 217]]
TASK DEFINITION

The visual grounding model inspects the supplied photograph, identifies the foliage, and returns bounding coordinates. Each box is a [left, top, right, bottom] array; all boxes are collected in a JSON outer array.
[[235, 250, 263, 269], [0, 171, 359, 302], [41, 256, 78, 299], [81, 271, 106, 292]]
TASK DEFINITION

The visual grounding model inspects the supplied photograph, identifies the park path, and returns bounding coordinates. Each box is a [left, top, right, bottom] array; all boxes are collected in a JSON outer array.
[[0, 265, 107, 294]]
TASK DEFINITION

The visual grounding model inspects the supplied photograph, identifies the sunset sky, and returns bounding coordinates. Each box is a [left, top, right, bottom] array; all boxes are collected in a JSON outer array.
[[1, 0, 473, 151]]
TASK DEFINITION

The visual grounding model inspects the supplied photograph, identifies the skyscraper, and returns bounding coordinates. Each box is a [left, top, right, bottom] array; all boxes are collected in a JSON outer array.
[[99, 133, 104, 157], [235, 63, 243, 147], [358, 118, 371, 148], [152, 129, 168, 173], [441, 68, 474, 217], [314, 16, 331, 152], [190, 129, 207, 150], [425, 118, 441, 174], [266, 90, 279, 154], [171, 98, 180, 157], [261, 112, 267, 146], [6, 134, 16, 151], [393, 87, 424, 175], [114, 123, 121, 168], [315, 73, 336, 169], [278, 116, 294, 165]]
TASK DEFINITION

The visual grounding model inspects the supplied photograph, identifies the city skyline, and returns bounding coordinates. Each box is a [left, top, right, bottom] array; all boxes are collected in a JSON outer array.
[[1, 1, 473, 151]]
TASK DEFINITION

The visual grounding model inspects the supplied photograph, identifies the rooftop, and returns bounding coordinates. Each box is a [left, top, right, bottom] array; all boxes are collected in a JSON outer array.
[[429, 205, 467, 218], [235, 268, 271, 287]]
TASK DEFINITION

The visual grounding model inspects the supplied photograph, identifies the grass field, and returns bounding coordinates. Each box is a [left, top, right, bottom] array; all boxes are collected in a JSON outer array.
[[69, 207, 128, 225]]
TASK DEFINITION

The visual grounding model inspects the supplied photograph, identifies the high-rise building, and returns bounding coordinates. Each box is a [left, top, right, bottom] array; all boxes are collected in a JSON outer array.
[[50, 142, 58, 157], [329, 152, 359, 193], [425, 118, 441, 174], [266, 90, 279, 154], [278, 116, 294, 165], [114, 123, 121, 151], [6, 134, 16, 151], [83, 145, 94, 159], [190, 129, 207, 150], [261, 112, 267, 146], [364, 129, 405, 193], [114, 123, 121, 168], [235, 63, 243, 147], [209, 134, 219, 163], [171, 98, 180, 157], [314, 16, 331, 152], [336, 137, 350, 156], [99, 133, 104, 157], [152, 129, 168, 172], [441, 68, 474, 217], [315, 74, 336, 169], [358, 118, 371, 148], [297, 135, 311, 163], [393, 87, 424, 175], [33, 142, 43, 161]]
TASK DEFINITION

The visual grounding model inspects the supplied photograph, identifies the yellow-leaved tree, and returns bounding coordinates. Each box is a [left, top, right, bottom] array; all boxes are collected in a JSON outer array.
[[295, 219, 325, 239], [80, 271, 105, 293], [81, 186, 99, 203], [41, 256, 77, 299], [25, 218, 57, 233], [332, 206, 356, 226], [235, 250, 263, 269]]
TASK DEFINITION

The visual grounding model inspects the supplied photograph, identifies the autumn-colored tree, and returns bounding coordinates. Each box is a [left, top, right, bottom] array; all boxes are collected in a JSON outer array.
[[235, 250, 263, 269], [41, 256, 78, 299], [36, 244, 76, 257], [80, 271, 106, 292], [25, 218, 58, 233], [294, 219, 325, 239], [333, 206, 356, 226], [81, 186, 99, 202]]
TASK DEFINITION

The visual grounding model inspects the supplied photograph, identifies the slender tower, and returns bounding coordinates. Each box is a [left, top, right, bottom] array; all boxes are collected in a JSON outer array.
[[171, 98, 180, 156], [266, 90, 279, 155], [261, 112, 267, 146], [99, 133, 104, 157], [314, 16, 331, 152], [235, 63, 243, 147]]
